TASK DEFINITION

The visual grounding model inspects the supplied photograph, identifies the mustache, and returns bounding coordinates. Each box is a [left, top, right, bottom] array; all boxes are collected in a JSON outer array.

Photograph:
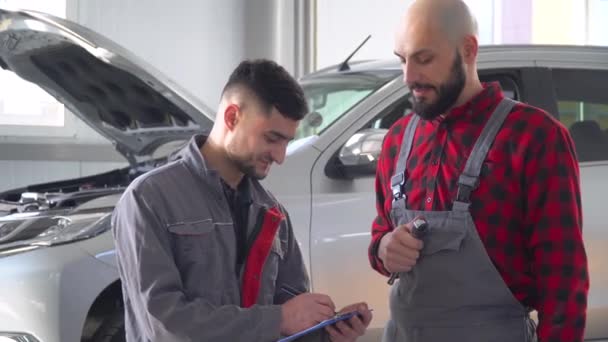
[[260, 155, 273, 164], [409, 83, 437, 91]]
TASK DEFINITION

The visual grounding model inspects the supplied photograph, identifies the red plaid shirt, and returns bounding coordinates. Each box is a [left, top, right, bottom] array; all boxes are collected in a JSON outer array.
[[369, 83, 589, 341]]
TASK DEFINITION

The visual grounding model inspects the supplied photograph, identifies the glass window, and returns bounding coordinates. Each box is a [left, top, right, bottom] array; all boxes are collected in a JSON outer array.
[[553, 68, 608, 162], [0, 0, 67, 127], [479, 72, 520, 100], [363, 70, 521, 132], [296, 70, 399, 141], [368, 98, 411, 130]]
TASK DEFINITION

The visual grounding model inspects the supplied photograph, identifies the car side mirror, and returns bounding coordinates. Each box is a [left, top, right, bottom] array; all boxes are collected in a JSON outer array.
[[326, 128, 388, 179]]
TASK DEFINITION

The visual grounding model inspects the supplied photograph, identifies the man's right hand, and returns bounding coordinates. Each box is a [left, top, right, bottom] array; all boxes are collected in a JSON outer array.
[[378, 219, 424, 273], [280, 293, 336, 336]]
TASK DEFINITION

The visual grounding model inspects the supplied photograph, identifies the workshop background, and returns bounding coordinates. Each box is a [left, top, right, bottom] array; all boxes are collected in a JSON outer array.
[[0, 0, 607, 190]]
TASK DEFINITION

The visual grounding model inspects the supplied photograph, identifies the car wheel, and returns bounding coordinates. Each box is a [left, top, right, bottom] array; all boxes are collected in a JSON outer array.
[[90, 305, 125, 342]]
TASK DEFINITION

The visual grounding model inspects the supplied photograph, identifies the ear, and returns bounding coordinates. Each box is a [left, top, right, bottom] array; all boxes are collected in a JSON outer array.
[[223, 104, 240, 131], [461, 35, 478, 65]]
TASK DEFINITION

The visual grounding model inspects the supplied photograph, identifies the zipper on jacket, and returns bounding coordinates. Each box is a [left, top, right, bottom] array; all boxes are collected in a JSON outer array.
[[244, 208, 267, 259], [236, 208, 267, 278]]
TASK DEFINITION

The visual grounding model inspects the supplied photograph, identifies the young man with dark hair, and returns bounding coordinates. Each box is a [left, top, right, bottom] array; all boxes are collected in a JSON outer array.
[[112, 59, 372, 342]]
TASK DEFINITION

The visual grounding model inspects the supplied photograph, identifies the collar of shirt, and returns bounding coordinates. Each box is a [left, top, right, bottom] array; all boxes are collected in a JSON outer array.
[[430, 82, 504, 127], [220, 176, 253, 207], [173, 134, 278, 209]]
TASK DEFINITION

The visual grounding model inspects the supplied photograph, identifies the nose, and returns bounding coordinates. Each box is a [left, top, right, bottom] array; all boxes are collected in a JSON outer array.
[[271, 144, 287, 165], [402, 61, 420, 86]]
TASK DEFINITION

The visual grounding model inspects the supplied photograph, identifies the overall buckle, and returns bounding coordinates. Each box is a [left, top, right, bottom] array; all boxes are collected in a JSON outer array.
[[456, 173, 479, 203], [391, 172, 405, 202]]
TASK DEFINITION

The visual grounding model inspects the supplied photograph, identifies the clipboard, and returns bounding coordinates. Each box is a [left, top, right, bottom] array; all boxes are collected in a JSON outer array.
[[277, 311, 361, 342]]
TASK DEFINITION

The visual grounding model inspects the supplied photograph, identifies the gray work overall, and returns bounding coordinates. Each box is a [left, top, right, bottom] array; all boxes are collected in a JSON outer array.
[[383, 98, 537, 342]]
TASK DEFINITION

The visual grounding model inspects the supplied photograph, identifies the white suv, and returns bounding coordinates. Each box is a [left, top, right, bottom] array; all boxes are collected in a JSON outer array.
[[0, 8, 607, 342]]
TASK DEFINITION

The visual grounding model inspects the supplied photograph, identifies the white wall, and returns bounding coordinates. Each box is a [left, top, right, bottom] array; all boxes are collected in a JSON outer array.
[[588, 0, 608, 46], [315, 0, 511, 70], [316, 0, 411, 70], [1, 0, 303, 192], [463, 0, 498, 44], [73, 0, 247, 110], [1, 0, 249, 191], [0, 0, 109, 145]]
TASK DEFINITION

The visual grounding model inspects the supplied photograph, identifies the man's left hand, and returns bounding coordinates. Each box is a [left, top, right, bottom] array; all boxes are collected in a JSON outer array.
[[325, 302, 372, 342]]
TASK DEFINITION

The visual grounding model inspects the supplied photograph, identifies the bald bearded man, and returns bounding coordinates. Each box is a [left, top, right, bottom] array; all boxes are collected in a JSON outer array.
[[368, 1, 589, 341]]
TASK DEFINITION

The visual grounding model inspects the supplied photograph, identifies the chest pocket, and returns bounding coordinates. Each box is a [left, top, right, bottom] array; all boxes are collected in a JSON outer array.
[[166, 219, 234, 279], [421, 223, 466, 256], [389, 203, 467, 257], [168, 219, 216, 235]]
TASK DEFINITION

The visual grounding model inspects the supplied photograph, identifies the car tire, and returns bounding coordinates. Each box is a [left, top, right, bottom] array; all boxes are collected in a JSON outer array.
[[90, 305, 125, 342]]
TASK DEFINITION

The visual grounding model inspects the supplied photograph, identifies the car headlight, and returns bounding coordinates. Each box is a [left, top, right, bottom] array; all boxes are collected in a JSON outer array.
[[0, 333, 40, 342], [0, 211, 111, 257]]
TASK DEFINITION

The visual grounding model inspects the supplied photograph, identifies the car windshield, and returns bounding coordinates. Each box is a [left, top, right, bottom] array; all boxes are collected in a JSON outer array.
[[295, 70, 400, 141]]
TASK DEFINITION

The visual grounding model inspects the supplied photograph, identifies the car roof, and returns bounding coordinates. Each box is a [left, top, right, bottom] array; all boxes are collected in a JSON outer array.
[[303, 44, 608, 79]]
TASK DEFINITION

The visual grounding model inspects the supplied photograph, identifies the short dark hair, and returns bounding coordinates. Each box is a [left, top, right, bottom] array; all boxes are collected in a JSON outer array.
[[222, 59, 309, 121]]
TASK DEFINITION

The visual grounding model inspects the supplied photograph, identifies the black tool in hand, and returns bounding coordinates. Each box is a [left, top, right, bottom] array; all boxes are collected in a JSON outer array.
[[387, 218, 428, 285]]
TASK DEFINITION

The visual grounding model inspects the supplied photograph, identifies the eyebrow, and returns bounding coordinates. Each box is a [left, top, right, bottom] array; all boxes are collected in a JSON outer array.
[[394, 49, 434, 61], [268, 131, 294, 141]]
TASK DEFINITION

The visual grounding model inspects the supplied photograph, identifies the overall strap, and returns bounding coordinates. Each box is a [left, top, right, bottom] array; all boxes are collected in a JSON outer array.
[[452, 98, 517, 212], [391, 115, 421, 202]]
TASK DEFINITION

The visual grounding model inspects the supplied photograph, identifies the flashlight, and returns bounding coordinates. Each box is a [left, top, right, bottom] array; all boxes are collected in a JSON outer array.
[[387, 218, 428, 285]]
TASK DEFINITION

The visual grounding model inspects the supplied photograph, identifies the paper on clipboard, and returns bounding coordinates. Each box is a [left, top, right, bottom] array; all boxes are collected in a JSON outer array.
[[277, 311, 360, 342]]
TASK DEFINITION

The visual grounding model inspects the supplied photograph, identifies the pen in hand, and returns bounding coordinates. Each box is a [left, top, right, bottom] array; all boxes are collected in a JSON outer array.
[[280, 284, 340, 316], [280, 284, 372, 319]]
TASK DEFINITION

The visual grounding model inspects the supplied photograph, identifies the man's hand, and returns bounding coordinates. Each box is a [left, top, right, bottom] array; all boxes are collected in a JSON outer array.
[[325, 302, 373, 342], [378, 218, 424, 273], [280, 293, 336, 336]]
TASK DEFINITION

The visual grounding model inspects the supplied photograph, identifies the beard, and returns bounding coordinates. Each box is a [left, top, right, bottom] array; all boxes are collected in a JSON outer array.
[[233, 157, 264, 180], [409, 51, 466, 120], [226, 142, 269, 180]]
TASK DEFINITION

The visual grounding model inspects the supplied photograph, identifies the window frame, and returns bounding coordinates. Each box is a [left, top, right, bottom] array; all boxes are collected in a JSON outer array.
[[0, 0, 71, 136], [550, 67, 608, 163]]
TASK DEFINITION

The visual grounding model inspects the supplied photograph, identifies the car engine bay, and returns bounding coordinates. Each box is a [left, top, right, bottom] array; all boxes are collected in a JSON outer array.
[[0, 158, 163, 217]]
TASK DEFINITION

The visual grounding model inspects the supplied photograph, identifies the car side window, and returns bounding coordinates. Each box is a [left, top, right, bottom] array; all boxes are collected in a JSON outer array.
[[552, 69, 608, 162], [367, 98, 411, 130], [367, 72, 520, 130], [478, 73, 520, 100]]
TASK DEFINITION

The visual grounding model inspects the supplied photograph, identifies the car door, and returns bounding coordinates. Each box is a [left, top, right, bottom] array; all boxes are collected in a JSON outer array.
[[308, 69, 526, 340], [531, 66, 608, 340]]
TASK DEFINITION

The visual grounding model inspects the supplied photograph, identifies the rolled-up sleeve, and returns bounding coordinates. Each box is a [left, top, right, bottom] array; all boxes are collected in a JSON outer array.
[[524, 124, 589, 341], [111, 186, 282, 342]]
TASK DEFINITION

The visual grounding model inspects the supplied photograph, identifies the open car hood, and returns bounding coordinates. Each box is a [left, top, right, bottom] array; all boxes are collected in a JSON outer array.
[[0, 8, 214, 160]]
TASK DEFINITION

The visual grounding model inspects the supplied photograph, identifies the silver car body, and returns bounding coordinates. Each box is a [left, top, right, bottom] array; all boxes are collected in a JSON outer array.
[[266, 46, 608, 341], [0, 8, 606, 342]]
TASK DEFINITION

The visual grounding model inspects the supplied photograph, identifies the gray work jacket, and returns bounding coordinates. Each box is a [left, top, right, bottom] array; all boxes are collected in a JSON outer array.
[[112, 135, 326, 342]]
